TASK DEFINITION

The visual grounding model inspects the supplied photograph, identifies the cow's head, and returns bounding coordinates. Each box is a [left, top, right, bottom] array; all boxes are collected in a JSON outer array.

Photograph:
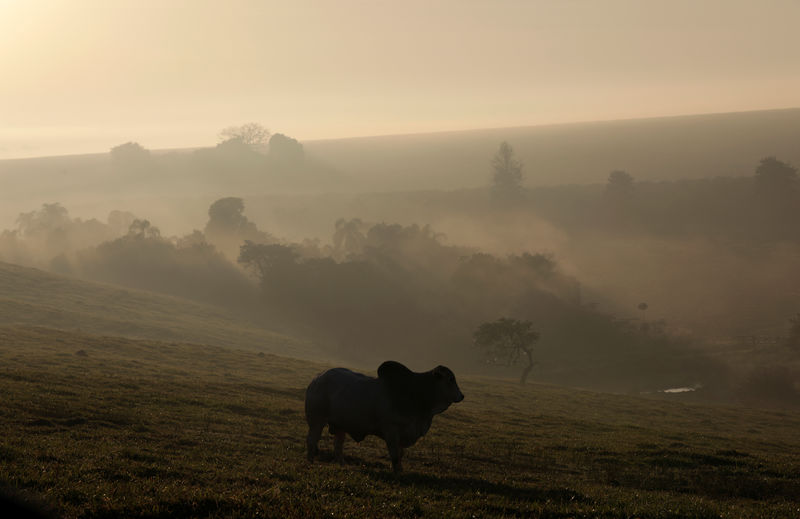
[[431, 365, 464, 413], [378, 361, 464, 416]]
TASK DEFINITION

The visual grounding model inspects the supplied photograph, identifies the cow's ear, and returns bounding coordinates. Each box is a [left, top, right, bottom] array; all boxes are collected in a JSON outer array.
[[433, 366, 445, 379]]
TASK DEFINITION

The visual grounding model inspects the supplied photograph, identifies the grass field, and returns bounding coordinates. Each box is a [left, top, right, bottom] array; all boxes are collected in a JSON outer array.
[[0, 262, 316, 359], [2, 325, 799, 518]]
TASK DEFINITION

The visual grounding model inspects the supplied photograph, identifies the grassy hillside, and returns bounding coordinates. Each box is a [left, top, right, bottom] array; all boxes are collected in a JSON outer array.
[[1, 325, 798, 518], [0, 261, 316, 359]]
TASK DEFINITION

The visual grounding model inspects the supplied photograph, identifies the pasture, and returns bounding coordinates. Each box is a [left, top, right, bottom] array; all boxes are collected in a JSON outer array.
[[1, 325, 799, 518]]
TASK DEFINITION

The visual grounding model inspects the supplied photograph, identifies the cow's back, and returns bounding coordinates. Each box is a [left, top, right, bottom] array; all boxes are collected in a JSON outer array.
[[305, 368, 383, 440]]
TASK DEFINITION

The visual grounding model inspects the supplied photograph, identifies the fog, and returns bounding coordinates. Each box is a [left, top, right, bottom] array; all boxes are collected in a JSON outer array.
[[1, 124, 799, 406], [1, 2, 799, 408]]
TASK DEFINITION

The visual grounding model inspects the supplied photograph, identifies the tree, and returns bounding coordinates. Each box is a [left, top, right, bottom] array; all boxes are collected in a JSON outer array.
[[238, 241, 299, 281], [110, 142, 152, 171], [204, 197, 274, 259], [269, 133, 304, 163], [637, 302, 648, 321], [474, 317, 539, 384], [755, 157, 798, 198], [491, 141, 524, 200], [332, 218, 367, 259], [204, 197, 271, 241], [605, 170, 634, 201], [215, 136, 254, 155], [206, 197, 249, 233], [127, 219, 161, 240], [787, 313, 800, 350], [218, 123, 270, 149], [16, 203, 70, 237], [752, 157, 799, 238]]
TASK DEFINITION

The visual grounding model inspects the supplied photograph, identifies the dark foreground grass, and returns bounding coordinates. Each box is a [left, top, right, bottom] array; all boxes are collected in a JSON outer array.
[[1, 325, 799, 518]]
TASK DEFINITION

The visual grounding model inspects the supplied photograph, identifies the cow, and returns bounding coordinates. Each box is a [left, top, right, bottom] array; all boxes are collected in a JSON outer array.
[[304, 360, 464, 473]]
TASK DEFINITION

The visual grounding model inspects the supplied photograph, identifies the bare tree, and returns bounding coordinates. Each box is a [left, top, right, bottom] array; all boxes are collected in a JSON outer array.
[[218, 123, 270, 148]]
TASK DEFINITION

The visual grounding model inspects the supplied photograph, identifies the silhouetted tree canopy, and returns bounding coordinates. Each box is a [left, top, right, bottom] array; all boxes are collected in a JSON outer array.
[[204, 197, 274, 259], [749, 157, 800, 239], [127, 219, 161, 240], [110, 142, 152, 171], [238, 241, 299, 280], [215, 136, 256, 155], [606, 170, 634, 200], [269, 133, 304, 163], [474, 317, 539, 384], [755, 157, 798, 197]]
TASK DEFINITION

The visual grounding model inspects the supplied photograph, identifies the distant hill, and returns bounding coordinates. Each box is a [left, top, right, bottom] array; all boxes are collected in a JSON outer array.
[[305, 107, 800, 190], [0, 261, 317, 359], [2, 107, 798, 232]]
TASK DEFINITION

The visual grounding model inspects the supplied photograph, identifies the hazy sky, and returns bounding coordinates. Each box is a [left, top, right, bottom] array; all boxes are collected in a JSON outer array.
[[2, 0, 799, 157]]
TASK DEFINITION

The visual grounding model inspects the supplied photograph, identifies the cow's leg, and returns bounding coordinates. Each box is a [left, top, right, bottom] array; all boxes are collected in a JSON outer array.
[[397, 447, 404, 470], [333, 431, 346, 463], [306, 421, 324, 461], [384, 432, 403, 473]]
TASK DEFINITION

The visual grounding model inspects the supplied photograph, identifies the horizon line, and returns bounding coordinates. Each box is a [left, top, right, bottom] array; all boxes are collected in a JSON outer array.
[[2, 105, 799, 162]]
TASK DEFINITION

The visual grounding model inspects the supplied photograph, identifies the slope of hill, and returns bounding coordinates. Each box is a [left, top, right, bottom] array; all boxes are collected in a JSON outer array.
[[1, 325, 798, 518], [305, 107, 800, 190], [0, 261, 317, 359]]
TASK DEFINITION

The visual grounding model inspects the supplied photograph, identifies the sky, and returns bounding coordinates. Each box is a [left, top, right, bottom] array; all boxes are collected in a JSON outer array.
[[1, 0, 799, 158]]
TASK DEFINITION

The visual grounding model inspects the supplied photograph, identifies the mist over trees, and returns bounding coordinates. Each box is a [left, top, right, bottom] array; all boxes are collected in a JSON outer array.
[[0, 203, 121, 268], [530, 156, 800, 242], [71, 219, 256, 308], [234, 217, 721, 393], [1, 123, 799, 405], [0, 199, 262, 309]]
